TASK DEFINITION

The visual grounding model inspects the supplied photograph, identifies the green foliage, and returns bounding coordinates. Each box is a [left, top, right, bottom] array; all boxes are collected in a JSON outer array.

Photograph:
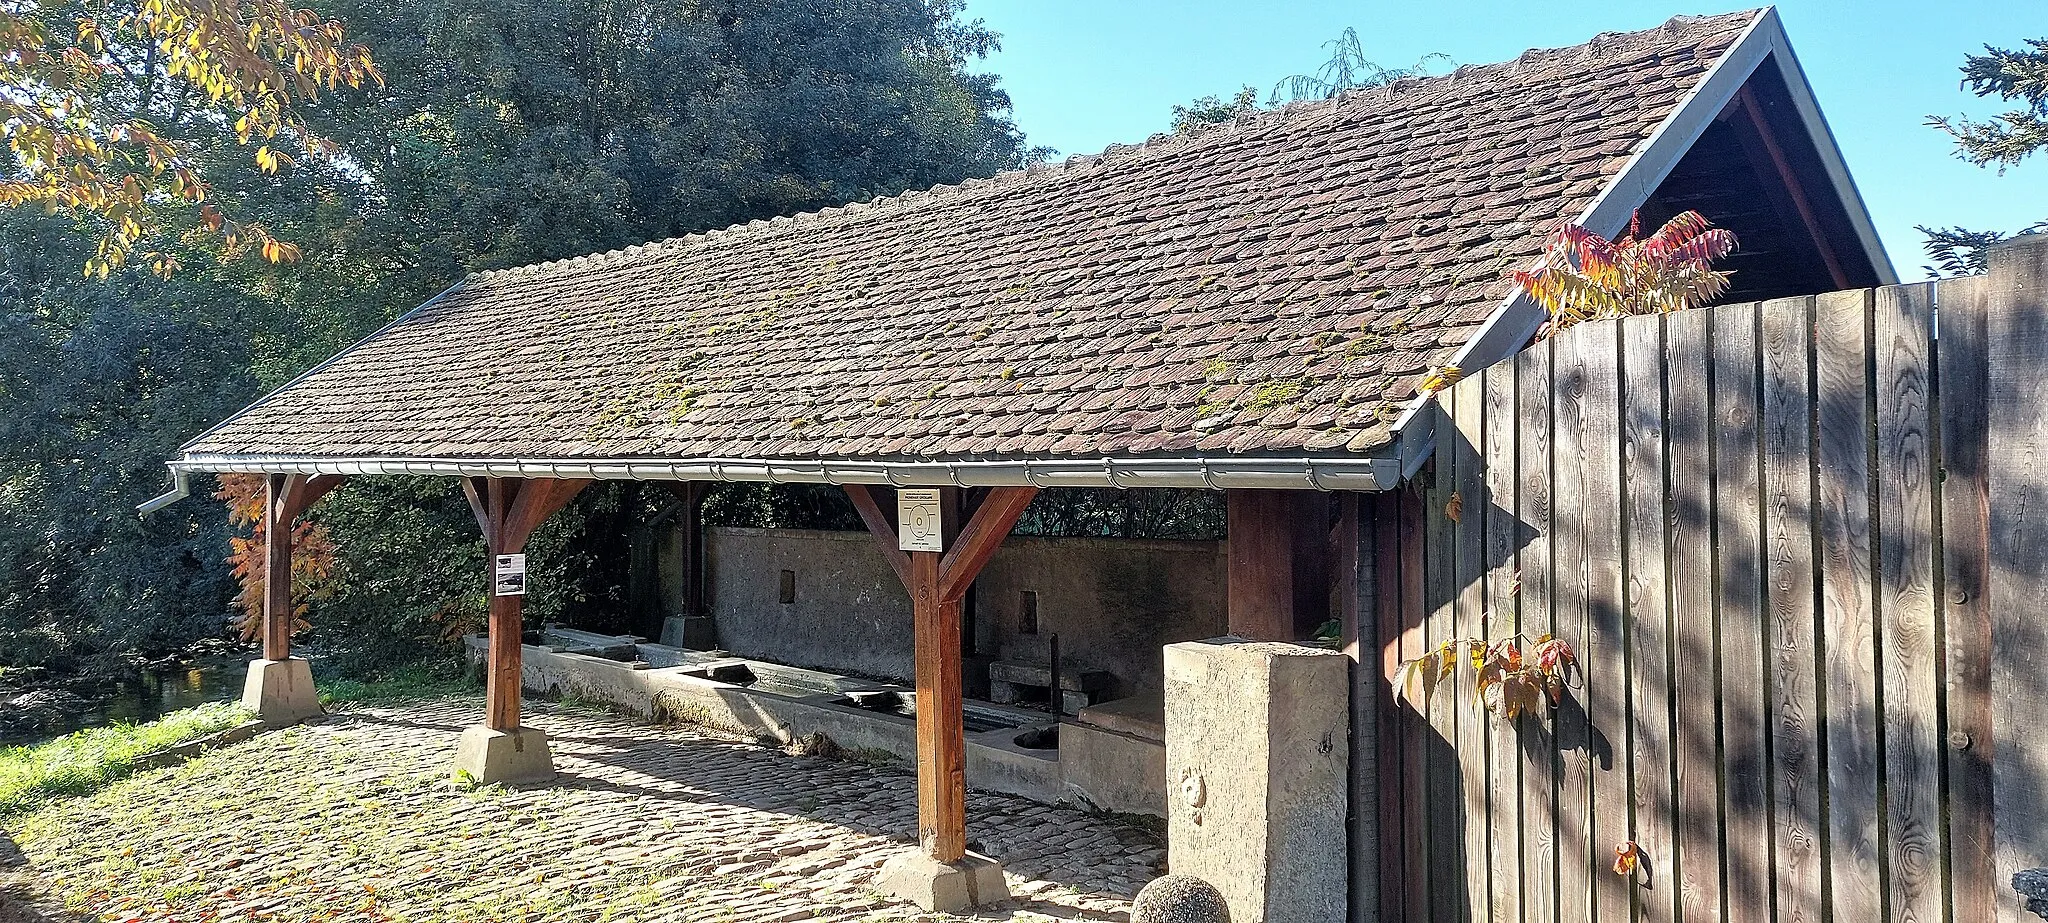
[[1928, 37, 2048, 170], [1268, 27, 1445, 105], [1170, 85, 1261, 134], [1921, 36, 2047, 276], [0, 701, 249, 818], [0, 0, 1043, 674]]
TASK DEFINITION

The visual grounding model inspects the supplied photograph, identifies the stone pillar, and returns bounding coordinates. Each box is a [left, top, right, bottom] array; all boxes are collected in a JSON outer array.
[[1164, 638, 1349, 923]]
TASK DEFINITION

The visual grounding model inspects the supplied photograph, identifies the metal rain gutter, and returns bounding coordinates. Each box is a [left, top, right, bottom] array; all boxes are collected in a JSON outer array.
[[166, 453, 1404, 493]]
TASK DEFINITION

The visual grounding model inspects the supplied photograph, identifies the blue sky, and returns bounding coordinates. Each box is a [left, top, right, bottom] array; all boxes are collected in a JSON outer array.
[[966, 1, 2044, 278]]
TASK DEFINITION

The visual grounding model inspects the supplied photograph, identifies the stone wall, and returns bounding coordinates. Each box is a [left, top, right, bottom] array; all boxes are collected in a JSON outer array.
[[685, 527, 1227, 698]]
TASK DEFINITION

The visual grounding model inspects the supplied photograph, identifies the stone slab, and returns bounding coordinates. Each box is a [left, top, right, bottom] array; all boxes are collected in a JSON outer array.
[[453, 726, 555, 784], [1079, 692, 1165, 742], [872, 850, 1009, 912], [240, 658, 322, 727]]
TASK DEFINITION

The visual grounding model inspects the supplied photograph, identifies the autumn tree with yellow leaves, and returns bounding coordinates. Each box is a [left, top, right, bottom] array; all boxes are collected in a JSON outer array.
[[1, 0, 381, 277]]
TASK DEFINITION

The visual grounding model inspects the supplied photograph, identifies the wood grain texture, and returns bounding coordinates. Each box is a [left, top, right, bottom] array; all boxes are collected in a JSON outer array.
[[1714, 303, 1771, 923], [910, 550, 968, 861], [1340, 493, 1378, 923], [1552, 324, 1594, 923], [1934, 274, 1994, 923], [1621, 313, 1677, 923], [1760, 296, 1822, 923], [1874, 283, 1944, 923], [1401, 486, 1432, 921], [1425, 396, 1463, 919], [1227, 489, 1300, 641], [1451, 374, 1493, 923], [1518, 338, 1559, 923], [1985, 236, 2048, 923], [937, 486, 1037, 601], [1373, 492, 1410, 923], [1484, 358, 1524, 923], [262, 473, 297, 662], [1664, 307, 1723, 923], [1814, 288, 1883, 923], [1578, 321, 1629, 923]]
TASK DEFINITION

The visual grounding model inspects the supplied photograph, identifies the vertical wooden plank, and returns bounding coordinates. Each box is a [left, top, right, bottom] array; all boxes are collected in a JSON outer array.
[[1403, 484, 1432, 921], [1375, 492, 1410, 923], [1553, 324, 1593, 923], [1761, 296, 1823, 923], [1935, 275, 1995, 923], [1579, 321, 1630, 923], [1519, 337, 1559, 923], [1986, 235, 2048, 923], [1816, 287, 1883, 923], [1453, 373, 1493, 923], [1875, 283, 1945, 923], [1622, 313, 1677, 923], [1714, 302, 1771, 923], [1342, 491, 1376, 923], [1664, 307, 1723, 923], [1426, 390, 1464, 920], [1485, 358, 1524, 923]]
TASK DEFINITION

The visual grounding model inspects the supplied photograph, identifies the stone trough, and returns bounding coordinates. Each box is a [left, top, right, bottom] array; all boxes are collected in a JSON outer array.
[[464, 626, 1166, 815]]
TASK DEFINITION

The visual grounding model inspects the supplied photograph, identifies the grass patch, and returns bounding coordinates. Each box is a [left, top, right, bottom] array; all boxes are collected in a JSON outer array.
[[0, 701, 250, 819], [316, 657, 480, 707]]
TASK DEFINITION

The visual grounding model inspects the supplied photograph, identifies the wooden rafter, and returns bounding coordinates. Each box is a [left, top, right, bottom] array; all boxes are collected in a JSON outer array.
[[1733, 84, 1851, 290]]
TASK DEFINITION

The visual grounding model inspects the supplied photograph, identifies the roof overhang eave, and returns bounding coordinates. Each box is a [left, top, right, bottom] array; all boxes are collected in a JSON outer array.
[[153, 451, 1405, 503]]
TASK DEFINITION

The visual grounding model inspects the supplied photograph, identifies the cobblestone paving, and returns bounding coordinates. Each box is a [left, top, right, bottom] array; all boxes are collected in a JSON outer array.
[[0, 699, 1165, 923]]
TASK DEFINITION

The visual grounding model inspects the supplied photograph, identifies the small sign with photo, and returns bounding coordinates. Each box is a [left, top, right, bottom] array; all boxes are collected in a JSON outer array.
[[494, 553, 527, 596]]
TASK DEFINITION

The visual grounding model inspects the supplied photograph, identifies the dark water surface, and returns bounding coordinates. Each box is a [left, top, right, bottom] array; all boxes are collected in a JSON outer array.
[[0, 659, 245, 748]]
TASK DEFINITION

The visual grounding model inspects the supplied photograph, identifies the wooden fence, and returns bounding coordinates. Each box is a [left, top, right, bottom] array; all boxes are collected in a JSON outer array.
[[1364, 236, 2048, 923]]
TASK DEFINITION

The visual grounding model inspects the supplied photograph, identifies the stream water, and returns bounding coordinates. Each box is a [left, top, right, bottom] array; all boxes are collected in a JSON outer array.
[[0, 659, 244, 748]]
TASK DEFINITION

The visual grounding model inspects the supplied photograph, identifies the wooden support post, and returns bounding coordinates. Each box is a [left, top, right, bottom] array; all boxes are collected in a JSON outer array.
[[462, 477, 590, 733], [1226, 489, 1332, 640], [244, 472, 344, 726], [259, 473, 346, 660], [847, 484, 1037, 867]]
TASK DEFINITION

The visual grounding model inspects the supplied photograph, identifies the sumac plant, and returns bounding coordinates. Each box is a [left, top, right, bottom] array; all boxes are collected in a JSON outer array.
[[1512, 209, 1737, 339], [1392, 633, 1579, 720]]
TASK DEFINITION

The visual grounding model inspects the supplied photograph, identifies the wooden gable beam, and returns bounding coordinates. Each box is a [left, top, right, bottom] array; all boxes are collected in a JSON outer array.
[[1730, 84, 1852, 290]]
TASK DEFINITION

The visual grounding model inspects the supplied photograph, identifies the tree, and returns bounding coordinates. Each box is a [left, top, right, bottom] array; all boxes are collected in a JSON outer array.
[[1, 0, 382, 277], [0, 0, 1047, 676], [1268, 27, 1444, 104], [1918, 36, 2047, 276], [1170, 85, 1260, 135]]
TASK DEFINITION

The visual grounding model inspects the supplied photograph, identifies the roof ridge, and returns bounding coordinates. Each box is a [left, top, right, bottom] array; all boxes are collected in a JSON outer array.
[[470, 9, 1760, 285]]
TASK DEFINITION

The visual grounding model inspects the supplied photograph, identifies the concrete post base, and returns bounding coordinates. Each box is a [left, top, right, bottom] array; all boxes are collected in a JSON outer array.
[[453, 726, 555, 784], [240, 658, 322, 727], [873, 850, 1009, 912]]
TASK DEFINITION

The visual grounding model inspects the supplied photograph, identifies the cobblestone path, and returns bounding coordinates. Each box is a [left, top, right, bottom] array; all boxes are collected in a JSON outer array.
[[0, 698, 1165, 922]]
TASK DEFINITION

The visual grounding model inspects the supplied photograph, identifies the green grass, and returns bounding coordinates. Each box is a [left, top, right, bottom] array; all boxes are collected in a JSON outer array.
[[316, 658, 479, 707], [0, 701, 251, 819]]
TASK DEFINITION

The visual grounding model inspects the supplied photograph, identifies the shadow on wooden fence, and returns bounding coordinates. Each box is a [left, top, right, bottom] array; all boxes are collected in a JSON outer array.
[[1366, 235, 2048, 923]]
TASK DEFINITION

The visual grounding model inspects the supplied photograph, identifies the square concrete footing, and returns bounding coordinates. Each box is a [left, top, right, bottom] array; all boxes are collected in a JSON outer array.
[[453, 726, 556, 784], [873, 850, 1009, 912], [241, 658, 323, 727]]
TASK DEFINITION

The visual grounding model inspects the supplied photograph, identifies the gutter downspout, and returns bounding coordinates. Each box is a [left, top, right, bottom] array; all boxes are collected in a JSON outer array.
[[137, 466, 191, 517]]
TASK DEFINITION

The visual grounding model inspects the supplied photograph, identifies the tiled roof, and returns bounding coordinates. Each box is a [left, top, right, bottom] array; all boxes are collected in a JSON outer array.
[[185, 11, 1756, 464]]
